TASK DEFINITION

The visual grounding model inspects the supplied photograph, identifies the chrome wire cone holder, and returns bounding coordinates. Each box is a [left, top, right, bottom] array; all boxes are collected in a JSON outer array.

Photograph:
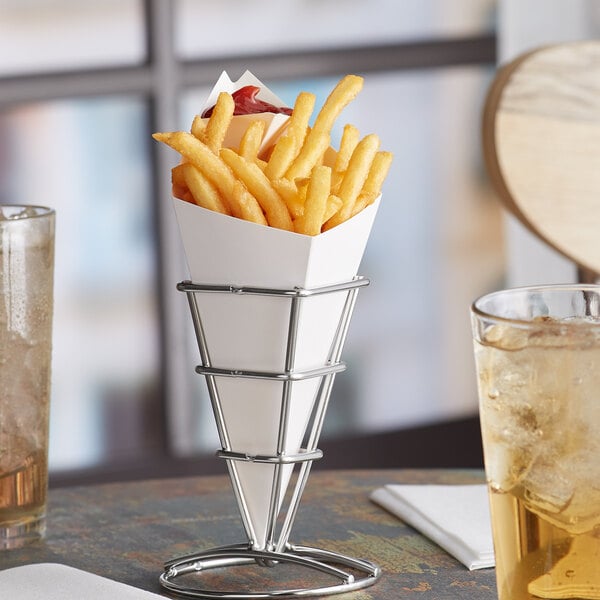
[[160, 277, 380, 599]]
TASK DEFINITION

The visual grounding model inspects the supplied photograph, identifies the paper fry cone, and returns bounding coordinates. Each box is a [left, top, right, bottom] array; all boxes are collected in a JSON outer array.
[[175, 197, 379, 550], [216, 376, 320, 549]]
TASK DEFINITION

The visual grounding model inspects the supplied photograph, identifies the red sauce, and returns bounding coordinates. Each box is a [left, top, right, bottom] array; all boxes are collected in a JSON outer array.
[[202, 86, 292, 118]]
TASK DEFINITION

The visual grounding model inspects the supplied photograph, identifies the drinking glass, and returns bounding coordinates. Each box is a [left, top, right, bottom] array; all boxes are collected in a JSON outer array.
[[0, 205, 55, 549], [471, 284, 600, 600]]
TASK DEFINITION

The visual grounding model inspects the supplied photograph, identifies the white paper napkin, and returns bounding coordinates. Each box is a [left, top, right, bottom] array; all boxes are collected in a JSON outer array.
[[370, 484, 495, 570], [0, 563, 165, 599]]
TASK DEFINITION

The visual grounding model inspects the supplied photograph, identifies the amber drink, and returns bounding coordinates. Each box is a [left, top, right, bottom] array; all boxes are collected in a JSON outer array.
[[0, 206, 55, 549], [472, 285, 600, 600]]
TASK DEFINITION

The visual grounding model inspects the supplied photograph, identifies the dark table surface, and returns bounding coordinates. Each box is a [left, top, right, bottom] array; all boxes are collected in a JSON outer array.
[[0, 469, 497, 599]]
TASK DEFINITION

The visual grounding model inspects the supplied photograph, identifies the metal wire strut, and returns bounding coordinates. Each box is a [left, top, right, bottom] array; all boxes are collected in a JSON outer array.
[[161, 277, 380, 598]]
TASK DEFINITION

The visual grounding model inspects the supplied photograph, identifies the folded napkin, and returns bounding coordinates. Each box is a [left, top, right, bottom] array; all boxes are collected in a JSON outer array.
[[0, 563, 164, 599], [370, 484, 495, 570]]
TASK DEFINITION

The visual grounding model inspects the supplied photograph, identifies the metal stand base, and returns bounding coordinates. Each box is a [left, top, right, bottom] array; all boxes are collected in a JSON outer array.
[[160, 543, 381, 599]]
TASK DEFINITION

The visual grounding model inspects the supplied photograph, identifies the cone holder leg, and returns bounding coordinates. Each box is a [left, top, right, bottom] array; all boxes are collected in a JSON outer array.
[[160, 277, 380, 598]]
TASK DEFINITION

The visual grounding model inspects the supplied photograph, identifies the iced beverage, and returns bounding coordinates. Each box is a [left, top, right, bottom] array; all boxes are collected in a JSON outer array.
[[472, 285, 600, 599], [0, 206, 55, 549]]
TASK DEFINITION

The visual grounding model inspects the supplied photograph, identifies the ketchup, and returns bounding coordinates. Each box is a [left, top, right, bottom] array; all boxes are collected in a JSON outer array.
[[202, 86, 292, 118]]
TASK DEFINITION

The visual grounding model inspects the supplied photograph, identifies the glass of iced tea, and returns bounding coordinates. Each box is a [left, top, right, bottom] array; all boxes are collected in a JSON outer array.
[[0, 205, 55, 549], [471, 284, 600, 600]]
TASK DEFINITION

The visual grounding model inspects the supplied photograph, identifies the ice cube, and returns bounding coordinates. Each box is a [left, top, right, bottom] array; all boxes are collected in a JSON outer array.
[[523, 414, 600, 533], [485, 443, 535, 493], [484, 323, 529, 350], [545, 433, 600, 534], [522, 458, 574, 515], [0, 433, 35, 474], [0, 326, 45, 475], [0, 205, 38, 221], [480, 393, 543, 492]]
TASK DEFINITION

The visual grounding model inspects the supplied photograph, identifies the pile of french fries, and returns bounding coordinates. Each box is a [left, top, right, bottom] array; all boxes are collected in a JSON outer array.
[[153, 75, 392, 236]]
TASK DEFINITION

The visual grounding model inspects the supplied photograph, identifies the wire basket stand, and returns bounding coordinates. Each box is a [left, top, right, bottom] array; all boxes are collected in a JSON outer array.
[[160, 277, 380, 598]]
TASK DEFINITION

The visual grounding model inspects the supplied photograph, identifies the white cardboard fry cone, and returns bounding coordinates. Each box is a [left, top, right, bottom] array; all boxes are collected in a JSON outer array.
[[175, 198, 379, 549], [216, 377, 320, 549]]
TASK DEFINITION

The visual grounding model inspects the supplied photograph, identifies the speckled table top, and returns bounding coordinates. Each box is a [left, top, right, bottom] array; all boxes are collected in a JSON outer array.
[[0, 469, 496, 599]]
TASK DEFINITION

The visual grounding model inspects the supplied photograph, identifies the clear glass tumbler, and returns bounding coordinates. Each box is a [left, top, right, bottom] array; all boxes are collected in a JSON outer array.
[[0, 205, 55, 549], [471, 284, 600, 600]]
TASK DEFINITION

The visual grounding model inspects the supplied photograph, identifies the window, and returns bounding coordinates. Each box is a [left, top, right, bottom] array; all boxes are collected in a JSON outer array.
[[0, 97, 161, 470], [0, 0, 145, 76], [0, 0, 501, 476]]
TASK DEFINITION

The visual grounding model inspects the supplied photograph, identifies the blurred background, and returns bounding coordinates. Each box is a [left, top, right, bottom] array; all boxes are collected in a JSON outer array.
[[0, 0, 594, 485]]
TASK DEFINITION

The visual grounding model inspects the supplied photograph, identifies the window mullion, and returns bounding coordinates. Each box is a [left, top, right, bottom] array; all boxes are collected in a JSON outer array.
[[146, 0, 192, 456], [180, 36, 497, 88]]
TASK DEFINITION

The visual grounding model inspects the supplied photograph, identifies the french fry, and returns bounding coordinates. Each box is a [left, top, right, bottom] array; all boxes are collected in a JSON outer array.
[[181, 162, 231, 215], [286, 92, 315, 144], [313, 75, 363, 134], [239, 119, 265, 162], [285, 130, 330, 181], [191, 115, 206, 141], [271, 178, 304, 219], [220, 148, 293, 231], [361, 150, 393, 199], [204, 91, 235, 154], [323, 194, 343, 223], [182, 190, 195, 204], [295, 193, 341, 234], [233, 181, 268, 226], [153, 131, 239, 215], [350, 193, 376, 217], [264, 135, 297, 181], [338, 134, 380, 205], [323, 133, 380, 230], [255, 157, 268, 171], [334, 124, 360, 173], [350, 152, 393, 216], [265, 92, 315, 180], [332, 124, 360, 193], [296, 165, 331, 236], [153, 73, 393, 233], [333, 123, 359, 173], [171, 163, 189, 200], [286, 75, 362, 182]]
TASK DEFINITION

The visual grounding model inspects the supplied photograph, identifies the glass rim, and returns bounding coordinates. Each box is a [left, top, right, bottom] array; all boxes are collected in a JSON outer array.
[[0, 204, 55, 221], [471, 283, 600, 327]]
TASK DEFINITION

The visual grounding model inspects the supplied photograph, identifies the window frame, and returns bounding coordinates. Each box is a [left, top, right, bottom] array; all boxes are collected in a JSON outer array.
[[0, 0, 497, 461]]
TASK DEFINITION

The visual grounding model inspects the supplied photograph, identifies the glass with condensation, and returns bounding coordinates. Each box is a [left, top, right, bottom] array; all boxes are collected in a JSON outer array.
[[471, 285, 600, 600], [0, 206, 55, 549]]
